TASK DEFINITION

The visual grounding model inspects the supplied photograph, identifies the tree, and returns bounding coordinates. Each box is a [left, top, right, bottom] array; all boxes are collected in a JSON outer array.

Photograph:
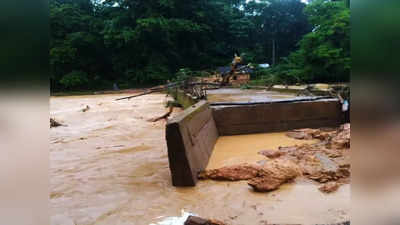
[[272, 0, 350, 83], [50, 0, 349, 91], [245, 0, 310, 65]]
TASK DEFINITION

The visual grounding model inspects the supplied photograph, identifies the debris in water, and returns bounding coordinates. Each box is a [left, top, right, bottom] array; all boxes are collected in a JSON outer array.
[[149, 211, 227, 225], [50, 118, 63, 128], [332, 222, 350, 225], [185, 216, 209, 225], [319, 182, 341, 193], [150, 210, 193, 225], [148, 107, 174, 122], [81, 105, 90, 112], [184, 216, 227, 225]]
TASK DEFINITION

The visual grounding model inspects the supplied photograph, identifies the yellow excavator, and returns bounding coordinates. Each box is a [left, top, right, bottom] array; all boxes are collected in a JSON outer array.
[[221, 53, 243, 85]]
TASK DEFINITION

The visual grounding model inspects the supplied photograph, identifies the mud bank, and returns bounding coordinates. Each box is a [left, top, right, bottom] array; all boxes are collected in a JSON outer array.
[[50, 93, 349, 225]]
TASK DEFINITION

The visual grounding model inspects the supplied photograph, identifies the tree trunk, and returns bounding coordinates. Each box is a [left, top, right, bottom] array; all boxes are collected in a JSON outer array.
[[272, 39, 276, 66]]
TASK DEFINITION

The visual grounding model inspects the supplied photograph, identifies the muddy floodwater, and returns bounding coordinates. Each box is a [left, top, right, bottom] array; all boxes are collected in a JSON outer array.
[[207, 132, 318, 170], [207, 88, 296, 103], [50, 93, 349, 225]]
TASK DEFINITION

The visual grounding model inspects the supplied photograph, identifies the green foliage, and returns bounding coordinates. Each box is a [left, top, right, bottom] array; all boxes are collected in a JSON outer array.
[[173, 68, 193, 82], [272, 0, 351, 83], [60, 70, 89, 90], [240, 84, 251, 89], [249, 69, 287, 86], [50, 0, 349, 92]]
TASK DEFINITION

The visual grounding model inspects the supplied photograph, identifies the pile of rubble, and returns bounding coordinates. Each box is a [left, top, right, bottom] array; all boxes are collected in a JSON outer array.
[[286, 123, 350, 149], [282, 123, 350, 192], [199, 124, 350, 193]]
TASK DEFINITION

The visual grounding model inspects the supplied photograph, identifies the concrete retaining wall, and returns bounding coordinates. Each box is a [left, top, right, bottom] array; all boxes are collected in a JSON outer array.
[[166, 100, 219, 186], [166, 98, 344, 186], [212, 99, 343, 136]]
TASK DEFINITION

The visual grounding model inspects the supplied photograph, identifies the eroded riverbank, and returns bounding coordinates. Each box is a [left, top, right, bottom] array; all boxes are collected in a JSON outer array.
[[50, 93, 349, 225]]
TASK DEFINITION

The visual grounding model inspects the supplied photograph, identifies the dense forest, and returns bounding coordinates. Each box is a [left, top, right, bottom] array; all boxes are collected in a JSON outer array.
[[50, 0, 350, 91]]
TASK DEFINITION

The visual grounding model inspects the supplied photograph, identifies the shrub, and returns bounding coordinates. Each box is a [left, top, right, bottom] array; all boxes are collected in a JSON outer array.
[[60, 70, 89, 90]]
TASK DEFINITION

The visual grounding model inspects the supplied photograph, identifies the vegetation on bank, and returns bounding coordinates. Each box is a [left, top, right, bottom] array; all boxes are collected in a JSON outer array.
[[252, 0, 350, 85], [51, 0, 350, 92]]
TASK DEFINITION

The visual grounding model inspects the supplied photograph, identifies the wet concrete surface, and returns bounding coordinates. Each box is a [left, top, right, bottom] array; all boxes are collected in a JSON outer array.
[[50, 93, 349, 225], [206, 88, 296, 103]]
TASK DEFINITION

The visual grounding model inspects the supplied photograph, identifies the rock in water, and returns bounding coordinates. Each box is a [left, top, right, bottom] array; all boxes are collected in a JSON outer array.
[[319, 182, 341, 193], [185, 216, 209, 225], [82, 105, 90, 112], [208, 219, 227, 225], [258, 150, 284, 159], [198, 164, 261, 181], [286, 129, 314, 140], [199, 160, 300, 192], [184, 216, 227, 225], [50, 118, 63, 128], [248, 159, 301, 192], [248, 176, 285, 192]]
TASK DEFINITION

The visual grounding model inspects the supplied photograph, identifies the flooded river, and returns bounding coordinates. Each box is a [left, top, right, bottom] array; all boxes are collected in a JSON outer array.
[[50, 93, 349, 225]]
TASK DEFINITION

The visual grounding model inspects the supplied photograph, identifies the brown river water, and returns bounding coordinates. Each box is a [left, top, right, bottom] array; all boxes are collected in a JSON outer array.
[[50, 93, 349, 225]]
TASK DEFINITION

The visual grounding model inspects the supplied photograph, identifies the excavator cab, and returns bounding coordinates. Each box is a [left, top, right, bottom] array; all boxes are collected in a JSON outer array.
[[222, 53, 243, 85]]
